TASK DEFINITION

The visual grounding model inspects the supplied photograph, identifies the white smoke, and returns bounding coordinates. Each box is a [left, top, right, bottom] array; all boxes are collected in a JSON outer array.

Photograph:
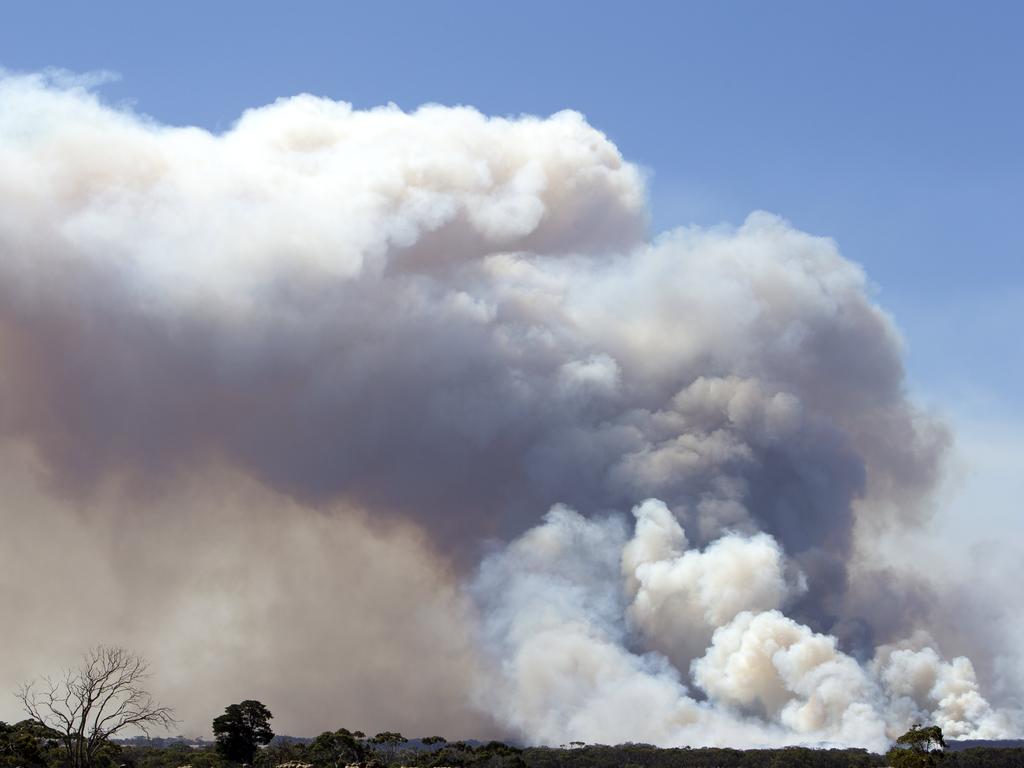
[[471, 505, 788, 748], [624, 498, 796, 669], [872, 635, 1014, 739], [693, 610, 889, 747], [0, 70, 1018, 748], [473, 503, 1018, 751]]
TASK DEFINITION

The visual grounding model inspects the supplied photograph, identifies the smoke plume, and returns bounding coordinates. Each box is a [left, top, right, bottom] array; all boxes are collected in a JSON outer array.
[[0, 71, 1017, 748]]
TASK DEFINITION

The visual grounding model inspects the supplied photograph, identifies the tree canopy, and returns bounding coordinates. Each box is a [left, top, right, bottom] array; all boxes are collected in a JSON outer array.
[[886, 724, 947, 768], [306, 728, 366, 767], [212, 701, 275, 765], [0, 719, 61, 768]]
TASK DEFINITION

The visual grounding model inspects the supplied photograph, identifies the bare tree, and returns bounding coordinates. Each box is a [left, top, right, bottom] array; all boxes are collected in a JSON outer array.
[[17, 645, 176, 768]]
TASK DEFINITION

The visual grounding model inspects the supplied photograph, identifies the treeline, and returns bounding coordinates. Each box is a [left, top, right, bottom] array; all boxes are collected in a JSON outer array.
[[217, 739, 1024, 768], [940, 748, 1024, 768], [11, 647, 1024, 768], [93, 739, 1024, 768], [8, 719, 1024, 768]]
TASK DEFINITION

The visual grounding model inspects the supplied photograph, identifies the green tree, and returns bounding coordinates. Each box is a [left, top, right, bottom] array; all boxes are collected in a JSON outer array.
[[886, 724, 946, 768], [212, 701, 274, 765], [0, 719, 61, 768], [308, 728, 367, 768], [369, 732, 407, 767]]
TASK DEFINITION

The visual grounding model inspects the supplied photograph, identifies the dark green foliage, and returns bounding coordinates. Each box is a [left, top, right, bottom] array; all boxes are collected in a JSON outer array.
[[253, 739, 310, 768], [367, 733, 407, 767], [897, 726, 946, 752], [402, 739, 522, 768], [114, 740, 1024, 768], [946, 746, 1024, 767], [0, 720, 62, 768], [90, 741, 125, 768], [886, 725, 946, 768], [305, 729, 367, 767], [14, 727, 1024, 768], [515, 743, 884, 768], [118, 742, 230, 768], [212, 701, 275, 765]]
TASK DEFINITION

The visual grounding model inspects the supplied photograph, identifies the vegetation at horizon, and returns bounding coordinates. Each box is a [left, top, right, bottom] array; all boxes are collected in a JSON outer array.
[[4, 647, 1022, 768]]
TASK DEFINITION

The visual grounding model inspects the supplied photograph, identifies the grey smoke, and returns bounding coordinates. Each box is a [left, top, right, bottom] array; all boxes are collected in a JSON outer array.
[[0, 71, 1014, 747]]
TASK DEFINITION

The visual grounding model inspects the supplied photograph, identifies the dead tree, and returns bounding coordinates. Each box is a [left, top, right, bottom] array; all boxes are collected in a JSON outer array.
[[17, 645, 176, 768]]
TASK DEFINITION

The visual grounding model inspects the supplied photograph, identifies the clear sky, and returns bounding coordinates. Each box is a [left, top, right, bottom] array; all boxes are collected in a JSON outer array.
[[2, 0, 1021, 543]]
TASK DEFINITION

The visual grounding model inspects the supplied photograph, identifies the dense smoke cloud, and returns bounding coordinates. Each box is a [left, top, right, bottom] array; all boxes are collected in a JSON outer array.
[[472, 504, 1015, 752], [0, 443, 494, 739], [0, 71, 1016, 747]]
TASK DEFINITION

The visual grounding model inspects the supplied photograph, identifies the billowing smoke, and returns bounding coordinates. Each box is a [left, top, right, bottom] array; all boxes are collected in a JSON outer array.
[[0, 71, 1017, 748], [472, 503, 1016, 751]]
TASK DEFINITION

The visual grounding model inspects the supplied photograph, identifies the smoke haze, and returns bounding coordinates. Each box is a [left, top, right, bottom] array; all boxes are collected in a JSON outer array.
[[0, 71, 1018, 749]]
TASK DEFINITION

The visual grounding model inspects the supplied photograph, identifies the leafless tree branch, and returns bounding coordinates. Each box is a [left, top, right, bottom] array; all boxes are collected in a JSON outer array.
[[17, 645, 177, 768]]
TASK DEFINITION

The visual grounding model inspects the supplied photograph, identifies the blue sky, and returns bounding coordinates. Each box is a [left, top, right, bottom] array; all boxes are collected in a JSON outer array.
[[3, 1, 1021, 542]]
